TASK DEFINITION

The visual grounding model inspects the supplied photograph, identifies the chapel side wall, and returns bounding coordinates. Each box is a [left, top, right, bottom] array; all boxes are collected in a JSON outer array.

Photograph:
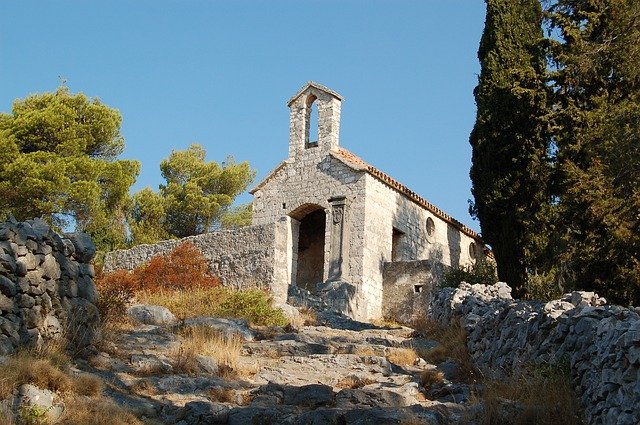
[[252, 154, 367, 289], [362, 175, 485, 319]]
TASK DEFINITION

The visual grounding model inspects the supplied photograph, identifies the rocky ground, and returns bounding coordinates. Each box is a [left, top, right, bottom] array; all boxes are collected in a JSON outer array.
[[74, 306, 478, 425]]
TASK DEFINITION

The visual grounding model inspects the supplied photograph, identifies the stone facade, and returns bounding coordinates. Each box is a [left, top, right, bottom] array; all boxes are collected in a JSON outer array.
[[382, 260, 444, 324], [429, 282, 640, 425], [0, 218, 100, 355], [251, 82, 488, 320], [103, 222, 290, 304]]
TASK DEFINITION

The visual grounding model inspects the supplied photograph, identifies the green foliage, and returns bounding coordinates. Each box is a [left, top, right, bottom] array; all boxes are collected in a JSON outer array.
[[469, 0, 551, 297], [221, 202, 253, 229], [441, 259, 498, 288], [0, 86, 139, 251], [129, 144, 255, 244], [523, 270, 565, 301], [214, 289, 288, 327], [546, 0, 640, 305]]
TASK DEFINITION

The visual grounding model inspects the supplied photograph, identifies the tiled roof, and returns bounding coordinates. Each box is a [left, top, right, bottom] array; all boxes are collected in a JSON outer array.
[[332, 147, 485, 243]]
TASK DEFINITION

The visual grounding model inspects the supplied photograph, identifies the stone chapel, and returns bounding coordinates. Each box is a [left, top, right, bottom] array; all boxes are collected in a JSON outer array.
[[250, 82, 489, 321], [105, 81, 490, 322]]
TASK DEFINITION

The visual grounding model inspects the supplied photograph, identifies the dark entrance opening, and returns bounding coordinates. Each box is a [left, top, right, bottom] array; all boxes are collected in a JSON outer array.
[[296, 209, 326, 291], [391, 227, 405, 262]]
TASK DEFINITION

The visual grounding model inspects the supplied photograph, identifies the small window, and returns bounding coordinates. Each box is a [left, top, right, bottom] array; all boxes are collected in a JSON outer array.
[[306, 95, 319, 148], [414, 284, 423, 294], [426, 217, 435, 237], [469, 242, 477, 260], [282, 202, 287, 209]]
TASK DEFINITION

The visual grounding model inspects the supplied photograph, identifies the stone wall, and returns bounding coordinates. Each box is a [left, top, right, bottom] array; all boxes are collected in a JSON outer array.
[[382, 260, 443, 324], [103, 223, 289, 304], [0, 218, 100, 356], [429, 282, 640, 425]]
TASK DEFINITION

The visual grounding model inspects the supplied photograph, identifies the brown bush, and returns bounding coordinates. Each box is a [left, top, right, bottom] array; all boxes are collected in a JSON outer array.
[[133, 242, 220, 291], [95, 243, 221, 321], [95, 269, 137, 322]]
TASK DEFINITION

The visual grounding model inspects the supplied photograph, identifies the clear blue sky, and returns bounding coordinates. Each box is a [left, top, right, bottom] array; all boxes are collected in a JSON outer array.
[[1, 1, 487, 231]]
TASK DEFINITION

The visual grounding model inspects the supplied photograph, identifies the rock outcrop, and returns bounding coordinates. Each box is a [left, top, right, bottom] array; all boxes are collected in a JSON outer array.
[[0, 218, 100, 355], [429, 282, 640, 425]]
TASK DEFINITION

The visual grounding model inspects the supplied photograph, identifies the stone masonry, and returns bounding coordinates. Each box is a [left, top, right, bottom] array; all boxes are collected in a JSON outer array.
[[429, 282, 640, 425], [104, 222, 290, 305], [0, 218, 100, 355]]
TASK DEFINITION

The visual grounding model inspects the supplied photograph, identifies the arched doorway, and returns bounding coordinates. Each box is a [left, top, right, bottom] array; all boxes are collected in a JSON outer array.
[[290, 204, 326, 292]]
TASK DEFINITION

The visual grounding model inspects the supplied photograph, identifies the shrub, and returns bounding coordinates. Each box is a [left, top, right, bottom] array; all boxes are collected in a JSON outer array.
[[133, 242, 220, 291], [440, 259, 498, 288], [214, 289, 288, 327], [524, 270, 565, 301], [95, 269, 137, 323]]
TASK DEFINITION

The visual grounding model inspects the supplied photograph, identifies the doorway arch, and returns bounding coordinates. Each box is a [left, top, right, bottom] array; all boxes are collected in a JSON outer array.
[[290, 204, 326, 292]]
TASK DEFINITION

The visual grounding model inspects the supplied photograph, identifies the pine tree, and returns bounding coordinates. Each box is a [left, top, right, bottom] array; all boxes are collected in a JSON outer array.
[[548, 0, 640, 304], [469, 0, 550, 296]]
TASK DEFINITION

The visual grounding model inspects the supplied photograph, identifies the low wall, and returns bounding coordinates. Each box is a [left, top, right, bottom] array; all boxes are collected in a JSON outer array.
[[0, 218, 100, 355], [103, 223, 288, 303], [429, 282, 640, 425], [382, 260, 443, 323]]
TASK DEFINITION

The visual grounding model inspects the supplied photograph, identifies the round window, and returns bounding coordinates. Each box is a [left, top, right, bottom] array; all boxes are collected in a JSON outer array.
[[426, 217, 435, 237]]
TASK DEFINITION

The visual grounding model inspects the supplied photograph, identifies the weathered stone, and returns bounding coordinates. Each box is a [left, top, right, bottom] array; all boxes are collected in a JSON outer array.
[[24, 305, 43, 328], [181, 317, 256, 341], [0, 293, 15, 312], [176, 401, 229, 425], [130, 354, 173, 374], [0, 334, 14, 355], [65, 232, 96, 263], [127, 305, 177, 326], [77, 274, 98, 303], [0, 274, 16, 297], [0, 253, 16, 275], [429, 282, 640, 425], [283, 384, 334, 407], [16, 244, 29, 256], [41, 254, 61, 279], [35, 242, 52, 256], [14, 384, 65, 423], [14, 258, 28, 276], [79, 263, 96, 277], [28, 218, 51, 240]]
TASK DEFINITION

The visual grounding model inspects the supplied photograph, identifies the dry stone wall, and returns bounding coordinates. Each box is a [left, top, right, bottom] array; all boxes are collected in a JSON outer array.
[[429, 282, 640, 425], [103, 223, 288, 303], [0, 218, 100, 355]]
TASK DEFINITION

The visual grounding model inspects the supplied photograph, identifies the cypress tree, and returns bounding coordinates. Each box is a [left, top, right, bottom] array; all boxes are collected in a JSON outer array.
[[469, 0, 550, 297]]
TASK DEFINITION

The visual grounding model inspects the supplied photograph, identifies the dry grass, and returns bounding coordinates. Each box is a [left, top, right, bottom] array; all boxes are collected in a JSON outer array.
[[130, 379, 158, 397], [350, 346, 380, 357], [71, 374, 104, 397], [335, 375, 377, 389], [418, 320, 480, 383], [386, 347, 418, 366], [476, 365, 584, 425], [172, 325, 242, 376], [137, 286, 288, 326], [299, 306, 318, 326], [209, 387, 235, 403], [0, 346, 144, 425], [420, 368, 445, 390], [58, 395, 144, 425], [137, 286, 228, 319], [0, 350, 73, 400]]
